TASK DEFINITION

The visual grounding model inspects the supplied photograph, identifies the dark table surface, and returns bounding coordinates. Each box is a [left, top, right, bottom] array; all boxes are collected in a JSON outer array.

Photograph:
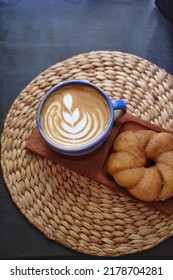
[[1, 0, 173, 260]]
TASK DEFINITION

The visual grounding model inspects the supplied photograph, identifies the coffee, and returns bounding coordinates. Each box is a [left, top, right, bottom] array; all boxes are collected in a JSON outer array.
[[40, 84, 110, 148]]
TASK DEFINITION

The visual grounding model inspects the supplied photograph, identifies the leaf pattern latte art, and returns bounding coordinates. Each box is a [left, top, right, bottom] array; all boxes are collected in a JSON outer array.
[[41, 90, 110, 148]]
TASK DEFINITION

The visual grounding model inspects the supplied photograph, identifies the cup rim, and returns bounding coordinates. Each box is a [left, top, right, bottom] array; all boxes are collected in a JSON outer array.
[[36, 79, 114, 153]]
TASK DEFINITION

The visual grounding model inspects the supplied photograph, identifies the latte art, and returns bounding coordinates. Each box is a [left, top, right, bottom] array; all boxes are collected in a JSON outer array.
[[40, 84, 110, 148]]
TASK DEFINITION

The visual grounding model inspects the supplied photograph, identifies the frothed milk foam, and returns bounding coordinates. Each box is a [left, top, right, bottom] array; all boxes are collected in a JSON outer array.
[[40, 84, 110, 148]]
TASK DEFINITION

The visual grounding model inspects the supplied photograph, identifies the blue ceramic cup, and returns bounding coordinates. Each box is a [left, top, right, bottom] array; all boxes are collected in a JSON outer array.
[[37, 80, 127, 156]]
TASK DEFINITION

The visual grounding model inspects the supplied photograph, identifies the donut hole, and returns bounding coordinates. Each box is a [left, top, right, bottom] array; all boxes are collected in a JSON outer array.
[[145, 158, 155, 168]]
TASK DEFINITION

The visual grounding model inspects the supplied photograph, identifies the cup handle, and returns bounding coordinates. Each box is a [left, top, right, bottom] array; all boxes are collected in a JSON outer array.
[[111, 99, 127, 120]]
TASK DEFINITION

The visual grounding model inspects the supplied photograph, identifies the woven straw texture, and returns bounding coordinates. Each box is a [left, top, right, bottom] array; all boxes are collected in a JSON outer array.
[[1, 51, 173, 257]]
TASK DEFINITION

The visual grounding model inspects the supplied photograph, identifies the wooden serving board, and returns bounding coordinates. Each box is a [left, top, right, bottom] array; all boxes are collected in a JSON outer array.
[[26, 113, 173, 214]]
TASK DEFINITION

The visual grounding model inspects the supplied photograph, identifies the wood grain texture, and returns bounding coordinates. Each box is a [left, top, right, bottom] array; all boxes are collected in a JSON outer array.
[[26, 113, 173, 214]]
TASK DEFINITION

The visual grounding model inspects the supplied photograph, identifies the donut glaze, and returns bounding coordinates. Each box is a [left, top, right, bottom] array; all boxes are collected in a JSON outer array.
[[107, 130, 173, 201]]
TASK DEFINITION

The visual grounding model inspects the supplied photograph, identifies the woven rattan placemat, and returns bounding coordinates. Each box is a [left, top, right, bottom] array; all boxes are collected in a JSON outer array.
[[1, 51, 173, 257]]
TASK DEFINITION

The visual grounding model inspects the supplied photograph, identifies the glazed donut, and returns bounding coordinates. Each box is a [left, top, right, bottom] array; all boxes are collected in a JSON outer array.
[[107, 130, 173, 201]]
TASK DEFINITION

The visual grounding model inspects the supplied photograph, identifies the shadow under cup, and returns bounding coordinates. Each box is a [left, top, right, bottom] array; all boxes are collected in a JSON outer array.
[[36, 80, 127, 156]]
